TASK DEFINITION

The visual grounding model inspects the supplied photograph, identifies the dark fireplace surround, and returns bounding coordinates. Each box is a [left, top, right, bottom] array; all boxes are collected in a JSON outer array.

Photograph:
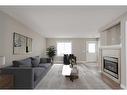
[[103, 56, 118, 79]]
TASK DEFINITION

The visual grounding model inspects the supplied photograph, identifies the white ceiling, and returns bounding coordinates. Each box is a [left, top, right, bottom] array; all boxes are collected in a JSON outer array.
[[0, 6, 127, 38]]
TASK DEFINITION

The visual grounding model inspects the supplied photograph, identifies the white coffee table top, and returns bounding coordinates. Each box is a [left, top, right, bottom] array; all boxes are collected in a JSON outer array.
[[62, 65, 72, 76]]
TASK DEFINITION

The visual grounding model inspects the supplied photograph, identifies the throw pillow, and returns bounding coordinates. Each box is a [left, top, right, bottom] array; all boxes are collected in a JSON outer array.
[[13, 58, 32, 67], [31, 56, 40, 67]]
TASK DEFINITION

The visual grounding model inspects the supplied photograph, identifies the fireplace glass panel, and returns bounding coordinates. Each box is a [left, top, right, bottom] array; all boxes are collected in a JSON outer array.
[[103, 56, 118, 79]]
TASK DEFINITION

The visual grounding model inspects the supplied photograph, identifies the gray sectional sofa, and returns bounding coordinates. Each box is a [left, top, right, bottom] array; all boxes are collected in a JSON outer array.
[[1, 56, 52, 89]]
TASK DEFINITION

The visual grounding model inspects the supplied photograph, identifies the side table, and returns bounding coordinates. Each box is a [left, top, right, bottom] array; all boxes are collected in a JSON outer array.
[[0, 74, 13, 89]]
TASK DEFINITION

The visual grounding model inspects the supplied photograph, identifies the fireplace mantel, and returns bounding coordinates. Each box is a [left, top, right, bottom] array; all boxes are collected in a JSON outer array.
[[100, 44, 121, 49]]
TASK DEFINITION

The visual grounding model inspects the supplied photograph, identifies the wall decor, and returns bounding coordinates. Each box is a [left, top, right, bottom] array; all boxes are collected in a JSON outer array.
[[26, 37, 32, 53], [13, 33, 32, 54]]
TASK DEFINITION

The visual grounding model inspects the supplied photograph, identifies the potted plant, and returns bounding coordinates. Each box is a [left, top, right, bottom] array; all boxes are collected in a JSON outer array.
[[46, 46, 56, 64]]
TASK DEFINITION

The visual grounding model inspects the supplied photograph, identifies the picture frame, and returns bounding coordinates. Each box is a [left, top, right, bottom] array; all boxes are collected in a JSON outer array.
[[13, 33, 32, 54]]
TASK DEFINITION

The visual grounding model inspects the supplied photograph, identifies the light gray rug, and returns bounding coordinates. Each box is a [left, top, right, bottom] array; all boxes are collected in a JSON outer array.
[[35, 63, 111, 89]]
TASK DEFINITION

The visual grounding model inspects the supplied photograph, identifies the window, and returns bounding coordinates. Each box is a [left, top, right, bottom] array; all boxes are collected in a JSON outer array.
[[57, 42, 72, 56], [88, 43, 96, 53]]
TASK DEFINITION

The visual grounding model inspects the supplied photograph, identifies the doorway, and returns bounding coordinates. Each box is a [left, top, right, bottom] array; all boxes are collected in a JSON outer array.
[[86, 41, 97, 62]]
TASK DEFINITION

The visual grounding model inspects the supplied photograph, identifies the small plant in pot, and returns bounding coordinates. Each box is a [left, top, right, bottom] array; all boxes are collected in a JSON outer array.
[[46, 46, 56, 64]]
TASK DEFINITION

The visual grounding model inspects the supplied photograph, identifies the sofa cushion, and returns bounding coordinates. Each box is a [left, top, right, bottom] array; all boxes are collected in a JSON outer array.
[[31, 56, 40, 67], [40, 58, 51, 64], [13, 58, 32, 67], [40, 58, 47, 63], [34, 67, 45, 81], [47, 58, 51, 63], [38, 63, 51, 69]]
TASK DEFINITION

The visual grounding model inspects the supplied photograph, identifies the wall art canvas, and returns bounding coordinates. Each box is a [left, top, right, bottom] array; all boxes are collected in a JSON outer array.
[[26, 37, 32, 53], [13, 33, 32, 54]]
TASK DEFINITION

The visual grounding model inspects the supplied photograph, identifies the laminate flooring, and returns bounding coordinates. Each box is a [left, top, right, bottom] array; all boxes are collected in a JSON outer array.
[[35, 63, 115, 89]]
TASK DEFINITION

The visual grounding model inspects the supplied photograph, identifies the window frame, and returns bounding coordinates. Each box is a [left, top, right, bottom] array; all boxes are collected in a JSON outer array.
[[56, 42, 72, 56], [88, 43, 96, 53]]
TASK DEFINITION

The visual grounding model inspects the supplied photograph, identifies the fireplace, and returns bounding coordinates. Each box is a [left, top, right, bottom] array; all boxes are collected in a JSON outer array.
[[103, 56, 118, 79]]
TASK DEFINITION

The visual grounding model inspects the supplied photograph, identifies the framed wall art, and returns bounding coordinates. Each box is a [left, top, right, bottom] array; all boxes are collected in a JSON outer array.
[[13, 33, 32, 54], [26, 37, 32, 53]]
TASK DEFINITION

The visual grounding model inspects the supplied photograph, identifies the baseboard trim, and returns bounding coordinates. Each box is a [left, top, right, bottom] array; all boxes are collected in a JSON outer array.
[[77, 61, 86, 63], [85, 61, 97, 63], [120, 84, 126, 89]]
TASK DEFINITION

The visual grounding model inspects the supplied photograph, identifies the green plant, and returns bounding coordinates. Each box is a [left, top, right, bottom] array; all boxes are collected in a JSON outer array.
[[46, 46, 56, 63]]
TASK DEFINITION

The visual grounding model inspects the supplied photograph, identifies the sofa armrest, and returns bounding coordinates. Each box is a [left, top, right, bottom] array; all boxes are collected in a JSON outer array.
[[40, 58, 51, 63], [1, 67, 34, 89]]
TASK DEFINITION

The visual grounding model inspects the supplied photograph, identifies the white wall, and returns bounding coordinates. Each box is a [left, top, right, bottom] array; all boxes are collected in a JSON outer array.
[[46, 38, 98, 63], [0, 11, 46, 66]]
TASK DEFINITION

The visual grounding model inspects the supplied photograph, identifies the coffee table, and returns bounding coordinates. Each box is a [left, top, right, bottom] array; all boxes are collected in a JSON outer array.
[[62, 65, 78, 82]]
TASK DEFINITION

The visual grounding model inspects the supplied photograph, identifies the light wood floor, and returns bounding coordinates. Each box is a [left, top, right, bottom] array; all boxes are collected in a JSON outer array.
[[35, 63, 120, 89]]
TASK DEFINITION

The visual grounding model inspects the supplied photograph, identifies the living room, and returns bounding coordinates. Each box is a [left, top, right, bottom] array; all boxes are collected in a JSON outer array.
[[0, 5, 127, 92]]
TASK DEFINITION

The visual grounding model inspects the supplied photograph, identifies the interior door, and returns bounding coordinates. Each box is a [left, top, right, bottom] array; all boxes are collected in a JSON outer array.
[[86, 41, 97, 62]]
